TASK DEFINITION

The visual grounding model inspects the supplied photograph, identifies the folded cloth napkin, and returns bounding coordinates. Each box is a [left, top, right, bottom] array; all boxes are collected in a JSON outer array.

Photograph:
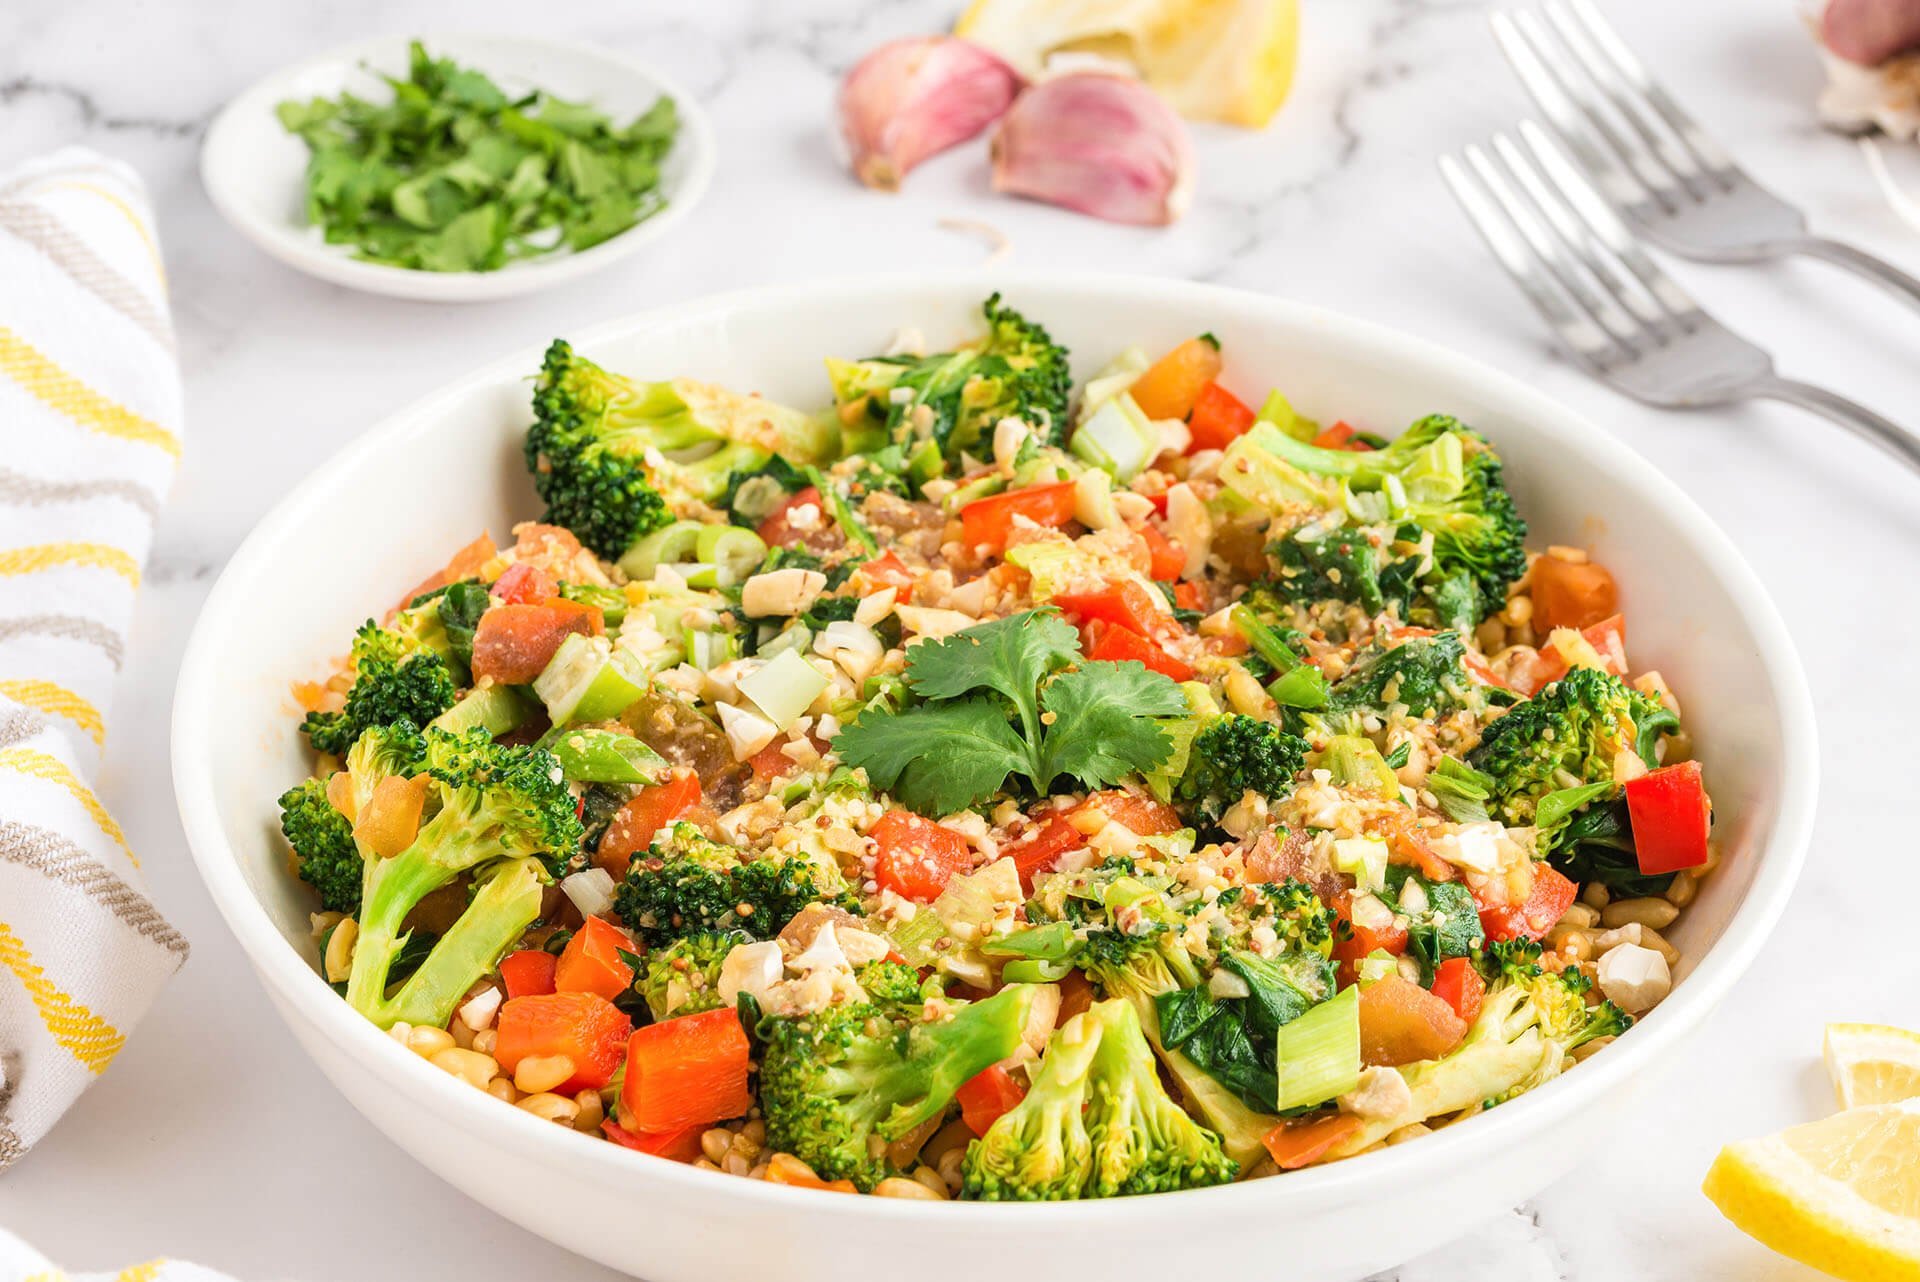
[[0, 1227, 236, 1281], [0, 148, 188, 1169]]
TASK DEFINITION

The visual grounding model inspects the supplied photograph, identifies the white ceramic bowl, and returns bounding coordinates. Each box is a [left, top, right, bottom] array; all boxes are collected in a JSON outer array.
[[172, 275, 1816, 1281], [200, 34, 716, 302]]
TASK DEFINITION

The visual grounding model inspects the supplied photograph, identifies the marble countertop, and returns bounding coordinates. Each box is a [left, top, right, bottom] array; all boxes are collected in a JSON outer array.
[[2, 0, 1916, 1277]]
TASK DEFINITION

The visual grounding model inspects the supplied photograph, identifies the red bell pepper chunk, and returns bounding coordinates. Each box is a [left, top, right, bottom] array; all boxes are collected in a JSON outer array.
[[499, 948, 557, 1000], [469, 599, 604, 685], [958, 481, 1079, 554], [1429, 957, 1486, 1025], [1082, 621, 1195, 682], [855, 550, 916, 601], [602, 1119, 706, 1163], [957, 1062, 1030, 1136], [594, 770, 703, 879], [1624, 760, 1712, 874], [1331, 891, 1410, 987], [1477, 864, 1579, 943], [1075, 789, 1183, 836], [494, 991, 633, 1093], [871, 809, 975, 902], [554, 915, 636, 1003], [1528, 613, 1630, 691], [491, 561, 557, 605], [1052, 578, 1167, 636], [1311, 421, 1358, 450], [1002, 814, 1084, 891], [620, 1008, 754, 1133], [1173, 581, 1206, 611], [1139, 524, 1187, 582], [1186, 381, 1257, 452], [756, 486, 825, 548]]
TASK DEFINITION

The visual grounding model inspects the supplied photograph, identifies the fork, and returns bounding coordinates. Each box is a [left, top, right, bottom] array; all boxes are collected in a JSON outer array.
[[1492, 0, 1920, 314], [1440, 122, 1920, 470]]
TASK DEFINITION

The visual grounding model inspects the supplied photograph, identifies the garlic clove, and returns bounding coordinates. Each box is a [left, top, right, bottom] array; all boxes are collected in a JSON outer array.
[[989, 71, 1194, 225], [838, 37, 1024, 191]]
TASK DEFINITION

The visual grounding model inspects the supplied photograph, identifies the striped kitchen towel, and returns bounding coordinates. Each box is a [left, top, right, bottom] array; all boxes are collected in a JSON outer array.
[[0, 1228, 239, 1282], [0, 148, 188, 1169]]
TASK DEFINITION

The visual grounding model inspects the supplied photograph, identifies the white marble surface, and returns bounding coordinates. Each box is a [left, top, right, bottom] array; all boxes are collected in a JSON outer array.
[[1, 0, 1916, 1277]]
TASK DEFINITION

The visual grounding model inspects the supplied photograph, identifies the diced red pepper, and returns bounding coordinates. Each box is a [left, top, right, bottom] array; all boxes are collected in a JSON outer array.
[[1173, 581, 1205, 611], [1477, 864, 1579, 942], [1139, 524, 1187, 582], [1530, 613, 1630, 690], [1624, 760, 1712, 874], [1263, 1114, 1362, 1170], [1311, 421, 1358, 450], [620, 1008, 753, 1133], [1075, 789, 1182, 836], [1332, 892, 1410, 987], [1186, 381, 1257, 452], [871, 809, 975, 902], [494, 991, 633, 1093], [958, 481, 1079, 554], [1052, 578, 1167, 637], [1429, 957, 1486, 1025], [957, 1062, 1030, 1137], [499, 949, 558, 1000], [854, 550, 916, 602], [756, 486, 827, 550], [602, 1119, 705, 1162], [1083, 620, 1194, 682], [1002, 814, 1083, 891], [491, 561, 557, 605], [595, 770, 702, 879], [554, 915, 636, 1003], [470, 600, 603, 685]]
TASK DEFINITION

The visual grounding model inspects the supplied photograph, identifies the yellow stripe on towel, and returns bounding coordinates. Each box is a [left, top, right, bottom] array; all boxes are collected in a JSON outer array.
[[0, 919, 126, 1073], [0, 747, 135, 865], [0, 680, 105, 746], [0, 325, 182, 458], [0, 542, 140, 587], [115, 1261, 168, 1282]]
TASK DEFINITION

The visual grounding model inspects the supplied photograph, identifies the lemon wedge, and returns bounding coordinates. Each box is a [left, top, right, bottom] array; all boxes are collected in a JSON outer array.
[[954, 0, 1299, 128], [1704, 1098, 1920, 1282], [1826, 1023, 1920, 1109]]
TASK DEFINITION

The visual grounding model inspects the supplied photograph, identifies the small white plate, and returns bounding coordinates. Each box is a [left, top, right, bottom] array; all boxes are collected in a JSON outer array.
[[201, 33, 716, 302]]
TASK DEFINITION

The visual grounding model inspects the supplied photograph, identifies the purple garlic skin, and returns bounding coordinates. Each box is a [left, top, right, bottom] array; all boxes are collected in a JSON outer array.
[[989, 72, 1194, 226], [1823, 0, 1920, 65], [838, 37, 1023, 191]]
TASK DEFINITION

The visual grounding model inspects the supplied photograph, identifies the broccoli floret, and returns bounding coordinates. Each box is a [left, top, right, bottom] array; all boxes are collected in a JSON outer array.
[[1324, 631, 1479, 722], [758, 983, 1042, 1190], [827, 294, 1071, 466], [1325, 953, 1632, 1158], [278, 777, 361, 913], [965, 997, 1235, 1200], [639, 929, 747, 1021], [856, 959, 929, 1007], [1230, 416, 1527, 620], [1176, 715, 1309, 823], [614, 825, 849, 947], [1269, 517, 1394, 616], [1468, 666, 1675, 849], [527, 339, 839, 559], [301, 620, 460, 757], [1207, 879, 1335, 959], [343, 725, 582, 1029]]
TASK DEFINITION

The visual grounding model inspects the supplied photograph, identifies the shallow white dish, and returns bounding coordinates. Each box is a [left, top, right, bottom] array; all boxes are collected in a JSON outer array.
[[200, 33, 715, 302], [172, 275, 1816, 1281]]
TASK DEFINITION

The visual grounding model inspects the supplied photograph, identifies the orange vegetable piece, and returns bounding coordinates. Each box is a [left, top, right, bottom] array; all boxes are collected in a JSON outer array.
[[620, 1008, 753, 1133], [1358, 975, 1468, 1066], [1530, 554, 1619, 632], [602, 1119, 706, 1163], [871, 809, 975, 902], [495, 991, 633, 1093], [352, 773, 427, 857], [957, 1062, 1030, 1137], [469, 600, 602, 685], [554, 916, 636, 1003], [499, 949, 558, 1000], [1262, 1114, 1362, 1170], [1075, 789, 1182, 837], [1186, 381, 1257, 452], [397, 532, 498, 613], [958, 481, 1080, 554], [1130, 336, 1223, 421], [594, 770, 703, 879]]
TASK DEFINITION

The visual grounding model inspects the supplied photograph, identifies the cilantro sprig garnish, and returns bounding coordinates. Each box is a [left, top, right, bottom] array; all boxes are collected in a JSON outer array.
[[275, 41, 678, 273], [833, 609, 1189, 815]]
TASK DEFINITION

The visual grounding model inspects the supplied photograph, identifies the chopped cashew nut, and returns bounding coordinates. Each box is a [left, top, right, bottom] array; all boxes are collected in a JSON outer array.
[[1340, 1066, 1413, 1120], [742, 568, 827, 618], [1596, 943, 1670, 1013]]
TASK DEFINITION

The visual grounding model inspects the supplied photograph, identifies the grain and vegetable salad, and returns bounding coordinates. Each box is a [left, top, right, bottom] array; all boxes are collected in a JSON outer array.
[[282, 295, 1716, 1199]]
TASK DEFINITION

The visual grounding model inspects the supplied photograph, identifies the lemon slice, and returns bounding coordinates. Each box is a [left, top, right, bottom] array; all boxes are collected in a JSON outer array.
[[954, 0, 1299, 128], [1826, 1023, 1920, 1109], [1703, 1098, 1920, 1282]]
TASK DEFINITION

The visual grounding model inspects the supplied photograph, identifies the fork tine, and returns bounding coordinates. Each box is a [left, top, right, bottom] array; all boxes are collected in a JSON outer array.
[[1517, 121, 1707, 328], [1491, 10, 1680, 214], [1539, 0, 1718, 200], [1469, 139, 1651, 351], [1438, 149, 1626, 373], [1489, 133, 1672, 336], [1561, 0, 1741, 180]]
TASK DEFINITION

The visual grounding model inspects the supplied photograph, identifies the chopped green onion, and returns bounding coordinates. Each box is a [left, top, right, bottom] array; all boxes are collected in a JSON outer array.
[[1272, 986, 1361, 1112], [695, 524, 768, 586], [1001, 958, 1074, 983], [617, 520, 704, 580], [737, 649, 827, 731], [542, 729, 668, 785], [981, 921, 1079, 962], [1428, 756, 1494, 824]]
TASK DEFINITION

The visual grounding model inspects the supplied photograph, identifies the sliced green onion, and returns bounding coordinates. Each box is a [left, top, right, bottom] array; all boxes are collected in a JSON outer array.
[[1272, 985, 1361, 1112], [1429, 756, 1494, 824], [1070, 393, 1159, 482], [533, 633, 648, 726], [543, 729, 668, 785], [695, 524, 768, 586], [1001, 958, 1074, 983], [617, 520, 704, 580], [981, 921, 1079, 962], [737, 649, 827, 731], [431, 684, 534, 736]]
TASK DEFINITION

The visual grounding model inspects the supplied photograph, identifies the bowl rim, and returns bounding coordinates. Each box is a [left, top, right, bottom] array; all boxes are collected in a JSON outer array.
[[171, 271, 1818, 1224], [197, 30, 718, 303]]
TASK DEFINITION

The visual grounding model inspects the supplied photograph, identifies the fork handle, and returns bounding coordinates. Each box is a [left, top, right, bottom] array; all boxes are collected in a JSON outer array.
[[1788, 237, 1920, 313], [1753, 377, 1920, 471]]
